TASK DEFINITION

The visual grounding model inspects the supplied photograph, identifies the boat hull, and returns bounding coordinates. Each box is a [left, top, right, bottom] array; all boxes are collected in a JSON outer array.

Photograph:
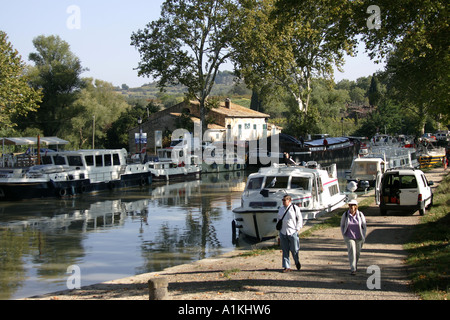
[[0, 172, 152, 201], [233, 195, 346, 241]]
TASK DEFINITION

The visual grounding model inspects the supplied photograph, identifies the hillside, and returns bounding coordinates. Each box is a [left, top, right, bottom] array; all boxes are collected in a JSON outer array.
[[115, 71, 252, 108]]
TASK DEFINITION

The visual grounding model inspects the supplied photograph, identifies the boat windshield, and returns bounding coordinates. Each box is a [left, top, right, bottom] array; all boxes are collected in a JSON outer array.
[[246, 177, 264, 190], [290, 176, 310, 190], [264, 176, 289, 189], [353, 162, 378, 175]]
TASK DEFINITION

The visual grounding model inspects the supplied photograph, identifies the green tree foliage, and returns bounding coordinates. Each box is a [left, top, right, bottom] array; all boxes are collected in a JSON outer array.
[[358, 0, 449, 130], [233, 0, 357, 116], [70, 78, 131, 149], [0, 31, 42, 131], [23, 35, 86, 137], [105, 101, 160, 149], [131, 0, 239, 133]]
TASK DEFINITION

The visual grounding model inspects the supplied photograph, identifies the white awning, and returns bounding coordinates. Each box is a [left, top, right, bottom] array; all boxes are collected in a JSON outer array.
[[0, 137, 69, 146]]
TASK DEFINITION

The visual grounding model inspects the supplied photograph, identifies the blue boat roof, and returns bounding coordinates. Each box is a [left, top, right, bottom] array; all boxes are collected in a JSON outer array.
[[304, 137, 349, 146]]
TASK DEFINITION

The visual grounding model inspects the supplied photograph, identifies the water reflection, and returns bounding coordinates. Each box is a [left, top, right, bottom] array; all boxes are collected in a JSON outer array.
[[0, 171, 246, 300]]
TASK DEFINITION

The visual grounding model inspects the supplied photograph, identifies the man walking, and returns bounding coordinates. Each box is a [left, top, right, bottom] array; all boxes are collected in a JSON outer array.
[[277, 195, 303, 272]]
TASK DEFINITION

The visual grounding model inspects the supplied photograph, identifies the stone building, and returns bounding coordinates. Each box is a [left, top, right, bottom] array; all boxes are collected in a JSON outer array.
[[128, 99, 280, 154]]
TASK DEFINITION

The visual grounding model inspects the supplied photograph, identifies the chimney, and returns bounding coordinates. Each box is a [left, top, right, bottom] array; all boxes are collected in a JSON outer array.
[[225, 98, 231, 109]]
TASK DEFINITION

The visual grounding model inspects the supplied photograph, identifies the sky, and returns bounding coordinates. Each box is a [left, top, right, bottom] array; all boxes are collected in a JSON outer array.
[[0, 0, 385, 88]]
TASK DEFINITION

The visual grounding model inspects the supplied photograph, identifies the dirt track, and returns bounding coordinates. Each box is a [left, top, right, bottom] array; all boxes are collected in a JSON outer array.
[[24, 168, 447, 300]]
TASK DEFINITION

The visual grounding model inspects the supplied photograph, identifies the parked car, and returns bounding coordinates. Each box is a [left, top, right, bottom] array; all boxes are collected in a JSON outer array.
[[376, 168, 433, 215], [435, 131, 449, 141]]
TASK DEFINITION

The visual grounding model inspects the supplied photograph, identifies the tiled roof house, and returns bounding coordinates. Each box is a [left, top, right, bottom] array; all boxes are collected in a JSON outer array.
[[128, 99, 281, 153]]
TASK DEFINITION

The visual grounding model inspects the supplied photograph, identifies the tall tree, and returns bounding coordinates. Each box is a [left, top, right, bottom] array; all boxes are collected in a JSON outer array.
[[131, 0, 239, 134], [367, 75, 382, 107], [358, 0, 449, 129], [232, 0, 357, 115], [0, 31, 42, 131], [70, 78, 131, 149], [25, 35, 86, 136]]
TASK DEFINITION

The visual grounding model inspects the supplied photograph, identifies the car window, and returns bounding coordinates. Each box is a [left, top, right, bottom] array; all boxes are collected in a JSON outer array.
[[400, 175, 417, 189], [421, 174, 428, 187]]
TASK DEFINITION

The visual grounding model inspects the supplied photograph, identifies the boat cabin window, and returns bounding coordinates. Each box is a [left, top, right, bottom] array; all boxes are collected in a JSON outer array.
[[95, 155, 103, 167], [41, 155, 53, 165], [113, 153, 120, 165], [53, 155, 66, 165], [67, 155, 83, 167], [264, 176, 289, 189], [85, 155, 94, 166], [290, 177, 310, 190], [247, 177, 264, 190], [104, 154, 112, 166], [353, 162, 378, 175]]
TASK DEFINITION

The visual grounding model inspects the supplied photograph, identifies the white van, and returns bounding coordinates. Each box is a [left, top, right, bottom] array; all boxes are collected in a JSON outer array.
[[376, 168, 434, 215]]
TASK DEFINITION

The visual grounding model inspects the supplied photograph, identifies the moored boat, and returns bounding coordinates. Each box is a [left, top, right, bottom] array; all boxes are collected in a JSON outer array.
[[346, 145, 418, 190], [269, 133, 359, 165], [0, 149, 152, 201], [147, 147, 201, 181], [232, 162, 346, 241]]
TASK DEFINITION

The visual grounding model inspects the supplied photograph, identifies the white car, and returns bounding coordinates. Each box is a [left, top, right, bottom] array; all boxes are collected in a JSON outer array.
[[376, 168, 433, 215]]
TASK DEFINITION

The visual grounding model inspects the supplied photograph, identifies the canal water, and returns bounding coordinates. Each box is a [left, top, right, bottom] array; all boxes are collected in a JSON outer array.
[[0, 162, 352, 300]]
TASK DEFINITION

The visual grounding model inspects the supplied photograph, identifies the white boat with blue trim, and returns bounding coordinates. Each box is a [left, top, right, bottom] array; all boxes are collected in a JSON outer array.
[[232, 162, 346, 241]]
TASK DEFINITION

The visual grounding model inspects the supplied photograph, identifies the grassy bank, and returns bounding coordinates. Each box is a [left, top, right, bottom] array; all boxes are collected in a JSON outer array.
[[404, 172, 450, 300]]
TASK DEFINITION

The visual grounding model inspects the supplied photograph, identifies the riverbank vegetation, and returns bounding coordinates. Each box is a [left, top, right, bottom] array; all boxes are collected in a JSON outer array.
[[404, 172, 450, 300]]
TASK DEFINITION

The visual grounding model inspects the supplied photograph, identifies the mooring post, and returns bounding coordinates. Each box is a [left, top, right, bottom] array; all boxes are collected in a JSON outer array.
[[148, 277, 168, 300]]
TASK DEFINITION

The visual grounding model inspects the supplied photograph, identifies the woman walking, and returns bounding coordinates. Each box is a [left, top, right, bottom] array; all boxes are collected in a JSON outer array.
[[340, 199, 367, 275]]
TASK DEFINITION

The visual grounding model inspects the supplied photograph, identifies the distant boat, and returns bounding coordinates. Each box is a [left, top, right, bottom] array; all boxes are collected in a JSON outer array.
[[345, 145, 419, 190], [265, 134, 359, 165], [232, 162, 346, 241], [202, 142, 246, 173], [0, 149, 152, 201], [147, 146, 201, 181]]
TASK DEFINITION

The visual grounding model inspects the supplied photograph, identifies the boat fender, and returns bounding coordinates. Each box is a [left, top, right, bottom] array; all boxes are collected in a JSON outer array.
[[140, 177, 146, 186], [59, 188, 67, 197]]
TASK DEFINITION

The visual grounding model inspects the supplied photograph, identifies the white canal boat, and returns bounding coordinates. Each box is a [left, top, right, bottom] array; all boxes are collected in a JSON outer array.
[[146, 147, 201, 181], [0, 149, 152, 201], [232, 162, 346, 241], [345, 146, 419, 190]]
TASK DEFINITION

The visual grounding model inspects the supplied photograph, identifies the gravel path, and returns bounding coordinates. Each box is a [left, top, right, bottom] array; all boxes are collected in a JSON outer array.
[[24, 168, 447, 300]]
